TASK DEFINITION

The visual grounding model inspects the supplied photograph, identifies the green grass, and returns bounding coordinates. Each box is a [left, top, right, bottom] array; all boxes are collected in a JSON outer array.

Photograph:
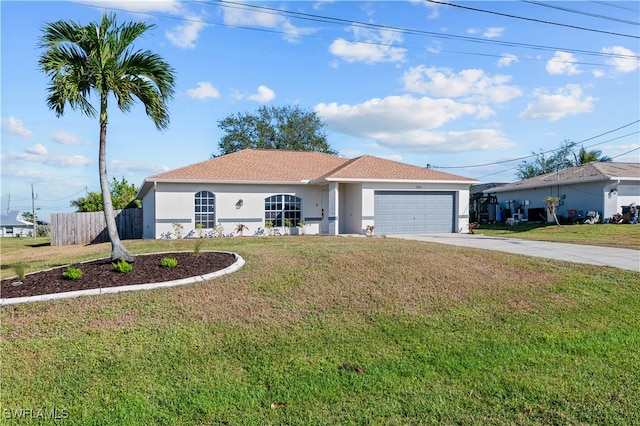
[[475, 223, 639, 250], [1, 237, 639, 425]]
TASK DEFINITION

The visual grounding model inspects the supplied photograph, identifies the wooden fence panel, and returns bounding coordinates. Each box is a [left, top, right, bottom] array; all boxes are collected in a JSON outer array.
[[51, 209, 142, 246]]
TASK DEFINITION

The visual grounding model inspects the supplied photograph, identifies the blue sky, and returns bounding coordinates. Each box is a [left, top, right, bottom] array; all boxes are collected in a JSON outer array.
[[1, 0, 639, 219]]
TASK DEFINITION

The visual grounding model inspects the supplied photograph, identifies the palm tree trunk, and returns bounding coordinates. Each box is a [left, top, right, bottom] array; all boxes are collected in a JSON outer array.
[[99, 102, 134, 262]]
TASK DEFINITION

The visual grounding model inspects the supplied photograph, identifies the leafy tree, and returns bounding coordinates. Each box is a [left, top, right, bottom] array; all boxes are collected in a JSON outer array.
[[516, 140, 577, 180], [39, 13, 175, 262], [71, 178, 141, 212], [516, 140, 614, 180], [215, 105, 337, 156]]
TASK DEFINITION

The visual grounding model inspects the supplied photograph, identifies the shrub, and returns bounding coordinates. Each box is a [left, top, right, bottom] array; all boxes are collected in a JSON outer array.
[[194, 240, 204, 257], [112, 259, 133, 273], [161, 257, 178, 268], [13, 263, 25, 280], [62, 266, 83, 280]]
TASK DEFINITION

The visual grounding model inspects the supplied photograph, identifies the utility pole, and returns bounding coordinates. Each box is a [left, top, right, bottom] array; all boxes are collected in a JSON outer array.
[[32, 183, 36, 239]]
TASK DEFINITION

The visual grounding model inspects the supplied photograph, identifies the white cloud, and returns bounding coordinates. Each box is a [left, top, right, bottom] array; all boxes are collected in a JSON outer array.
[[592, 69, 605, 78], [371, 129, 515, 153], [498, 54, 518, 68], [26, 144, 47, 156], [187, 82, 220, 100], [602, 46, 640, 73], [329, 26, 406, 64], [315, 95, 514, 153], [222, 5, 314, 42], [316, 95, 478, 134], [483, 27, 504, 38], [4, 151, 91, 167], [401, 66, 522, 104], [247, 85, 276, 103], [1, 116, 33, 138], [109, 159, 170, 175], [546, 51, 581, 75], [166, 17, 207, 49], [519, 84, 596, 121], [51, 130, 90, 145]]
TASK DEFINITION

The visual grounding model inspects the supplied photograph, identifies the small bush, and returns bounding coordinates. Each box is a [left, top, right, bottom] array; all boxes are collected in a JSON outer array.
[[112, 259, 133, 273], [62, 266, 83, 280], [161, 257, 178, 268], [194, 240, 204, 257], [13, 263, 25, 280]]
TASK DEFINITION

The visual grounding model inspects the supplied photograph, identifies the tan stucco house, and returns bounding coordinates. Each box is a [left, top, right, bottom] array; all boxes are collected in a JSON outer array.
[[136, 149, 477, 238]]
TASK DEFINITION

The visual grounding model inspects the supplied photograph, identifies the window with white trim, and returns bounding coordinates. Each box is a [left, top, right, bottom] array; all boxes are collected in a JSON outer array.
[[265, 194, 301, 227], [195, 191, 216, 228]]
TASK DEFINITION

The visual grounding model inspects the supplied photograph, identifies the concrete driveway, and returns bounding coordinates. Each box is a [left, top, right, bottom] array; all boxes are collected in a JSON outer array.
[[390, 233, 640, 272]]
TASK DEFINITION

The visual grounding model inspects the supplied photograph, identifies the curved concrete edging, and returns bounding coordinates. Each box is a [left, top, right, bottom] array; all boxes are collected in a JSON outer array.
[[0, 251, 245, 306]]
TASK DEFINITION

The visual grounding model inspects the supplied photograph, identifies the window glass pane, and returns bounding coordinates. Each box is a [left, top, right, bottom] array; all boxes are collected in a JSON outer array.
[[195, 191, 215, 227]]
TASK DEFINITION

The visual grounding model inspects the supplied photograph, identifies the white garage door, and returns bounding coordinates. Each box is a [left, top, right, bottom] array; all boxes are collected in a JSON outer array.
[[374, 191, 455, 234]]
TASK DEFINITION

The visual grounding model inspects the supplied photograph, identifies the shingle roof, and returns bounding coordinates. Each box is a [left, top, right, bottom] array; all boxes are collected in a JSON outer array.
[[493, 162, 640, 192], [148, 149, 475, 183]]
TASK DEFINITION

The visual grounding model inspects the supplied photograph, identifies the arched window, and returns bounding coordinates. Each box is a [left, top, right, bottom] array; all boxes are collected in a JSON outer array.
[[195, 191, 215, 228], [265, 195, 301, 227]]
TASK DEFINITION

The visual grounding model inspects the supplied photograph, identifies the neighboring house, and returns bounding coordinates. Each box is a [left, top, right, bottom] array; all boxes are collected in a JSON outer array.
[[0, 210, 33, 237], [137, 149, 477, 238], [491, 162, 640, 223]]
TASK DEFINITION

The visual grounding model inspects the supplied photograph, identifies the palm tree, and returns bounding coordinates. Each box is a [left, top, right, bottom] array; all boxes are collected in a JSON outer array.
[[575, 146, 613, 165], [39, 13, 175, 262], [544, 196, 561, 227]]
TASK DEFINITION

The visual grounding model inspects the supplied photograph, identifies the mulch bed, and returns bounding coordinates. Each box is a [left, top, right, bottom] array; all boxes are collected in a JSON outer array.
[[1, 252, 237, 299]]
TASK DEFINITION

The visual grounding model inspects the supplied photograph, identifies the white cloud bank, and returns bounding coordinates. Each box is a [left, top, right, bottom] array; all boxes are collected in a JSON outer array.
[[602, 45, 640, 73], [1, 116, 34, 138], [187, 82, 220, 100], [401, 66, 522, 104], [222, 4, 314, 42], [51, 130, 90, 145], [546, 51, 581, 75], [519, 84, 596, 121], [166, 17, 207, 49], [247, 85, 276, 103], [26, 144, 48, 156], [315, 95, 514, 153], [330, 26, 406, 64]]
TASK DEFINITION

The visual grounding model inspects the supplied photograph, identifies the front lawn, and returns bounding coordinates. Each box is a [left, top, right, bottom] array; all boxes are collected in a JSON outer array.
[[475, 223, 639, 250], [1, 237, 639, 425]]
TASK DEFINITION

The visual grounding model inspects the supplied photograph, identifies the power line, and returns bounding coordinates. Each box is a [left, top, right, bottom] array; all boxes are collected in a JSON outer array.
[[426, 0, 639, 39], [432, 120, 640, 169], [209, 0, 639, 60], [611, 146, 640, 160], [73, 0, 639, 67], [522, 1, 640, 26]]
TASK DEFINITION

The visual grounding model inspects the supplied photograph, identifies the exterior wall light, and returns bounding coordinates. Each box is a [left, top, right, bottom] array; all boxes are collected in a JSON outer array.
[[236, 199, 243, 209]]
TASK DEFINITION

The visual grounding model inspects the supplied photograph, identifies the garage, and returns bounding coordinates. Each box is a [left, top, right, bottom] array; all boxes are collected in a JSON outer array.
[[374, 191, 455, 234]]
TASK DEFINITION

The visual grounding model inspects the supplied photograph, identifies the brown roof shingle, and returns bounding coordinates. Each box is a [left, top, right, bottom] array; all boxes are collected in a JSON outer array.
[[494, 162, 640, 191], [149, 149, 476, 183]]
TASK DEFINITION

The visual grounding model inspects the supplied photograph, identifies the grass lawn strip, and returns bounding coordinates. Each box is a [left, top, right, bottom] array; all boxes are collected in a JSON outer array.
[[1, 236, 638, 424]]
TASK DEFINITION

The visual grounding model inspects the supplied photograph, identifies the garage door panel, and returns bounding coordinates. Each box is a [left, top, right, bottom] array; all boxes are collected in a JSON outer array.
[[374, 191, 455, 235]]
